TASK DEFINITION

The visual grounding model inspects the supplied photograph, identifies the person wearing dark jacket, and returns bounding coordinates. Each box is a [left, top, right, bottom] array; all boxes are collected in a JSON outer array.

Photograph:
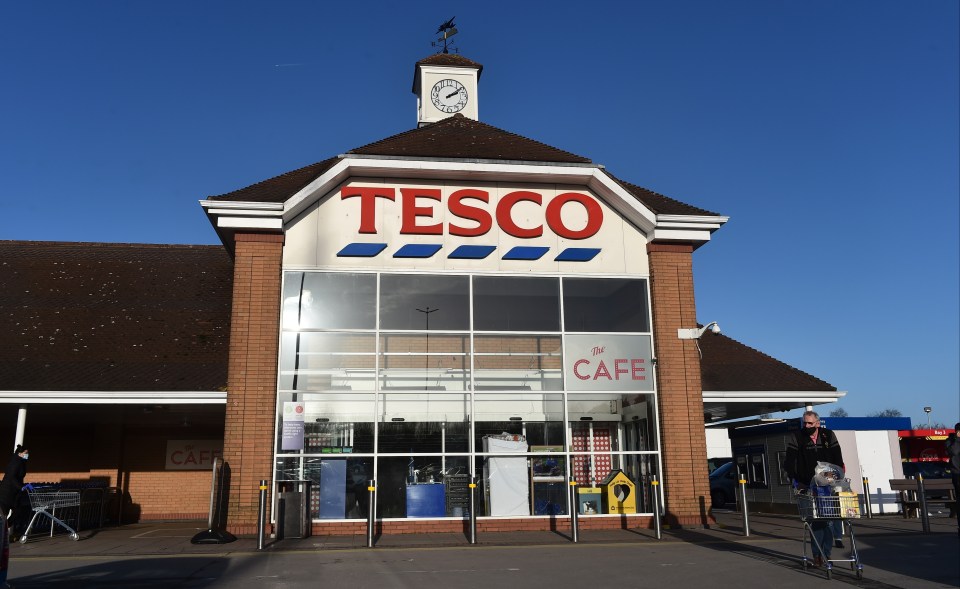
[[785, 411, 845, 566], [0, 445, 29, 518], [946, 423, 960, 525]]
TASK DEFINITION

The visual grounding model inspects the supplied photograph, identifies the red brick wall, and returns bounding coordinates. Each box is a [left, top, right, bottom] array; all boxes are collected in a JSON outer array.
[[223, 233, 284, 533], [299, 515, 658, 537], [647, 243, 711, 527]]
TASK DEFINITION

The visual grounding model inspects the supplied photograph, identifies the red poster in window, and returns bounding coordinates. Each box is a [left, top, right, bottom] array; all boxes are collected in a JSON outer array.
[[572, 427, 612, 486]]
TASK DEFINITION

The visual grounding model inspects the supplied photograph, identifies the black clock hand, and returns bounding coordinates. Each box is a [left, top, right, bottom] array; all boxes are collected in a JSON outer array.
[[446, 90, 459, 99]]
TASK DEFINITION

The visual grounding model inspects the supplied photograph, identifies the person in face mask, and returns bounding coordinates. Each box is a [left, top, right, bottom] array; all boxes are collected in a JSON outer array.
[[785, 411, 845, 566], [0, 445, 29, 520]]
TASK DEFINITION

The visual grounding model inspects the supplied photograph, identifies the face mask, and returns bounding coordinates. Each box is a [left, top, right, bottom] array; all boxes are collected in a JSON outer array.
[[21, 453, 28, 460], [802, 426, 817, 436]]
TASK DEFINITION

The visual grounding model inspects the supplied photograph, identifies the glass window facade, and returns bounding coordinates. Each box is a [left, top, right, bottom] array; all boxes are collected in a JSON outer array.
[[276, 272, 661, 520]]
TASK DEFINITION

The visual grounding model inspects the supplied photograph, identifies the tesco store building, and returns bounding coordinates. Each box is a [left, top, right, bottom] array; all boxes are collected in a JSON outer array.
[[198, 53, 727, 536], [1, 54, 840, 537]]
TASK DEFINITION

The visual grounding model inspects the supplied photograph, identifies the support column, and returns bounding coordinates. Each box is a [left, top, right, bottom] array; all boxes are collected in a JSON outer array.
[[14, 405, 27, 449], [223, 232, 284, 535], [647, 242, 711, 527]]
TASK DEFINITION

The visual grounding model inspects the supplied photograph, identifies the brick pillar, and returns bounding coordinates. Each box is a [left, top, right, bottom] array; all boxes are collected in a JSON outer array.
[[647, 242, 711, 527], [223, 232, 284, 534]]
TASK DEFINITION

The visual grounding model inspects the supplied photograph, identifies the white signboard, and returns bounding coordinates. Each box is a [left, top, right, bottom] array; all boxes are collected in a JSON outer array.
[[283, 180, 651, 275], [281, 401, 306, 450], [564, 334, 653, 391], [165, 440, 223, 470]]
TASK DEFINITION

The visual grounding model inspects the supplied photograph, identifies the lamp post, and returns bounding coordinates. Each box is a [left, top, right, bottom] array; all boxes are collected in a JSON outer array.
[[416, 307, 439, 390], [923, 406, 932, 429]]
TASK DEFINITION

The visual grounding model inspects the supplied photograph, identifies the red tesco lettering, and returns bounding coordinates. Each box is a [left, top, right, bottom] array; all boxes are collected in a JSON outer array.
[[341, 186, 602, 239]]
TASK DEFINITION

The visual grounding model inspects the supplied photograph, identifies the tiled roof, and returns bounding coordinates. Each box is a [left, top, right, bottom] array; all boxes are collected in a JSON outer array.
[[699, 331, 836, 392], [206, 116, 593, 203], [348, 114, 592, 163], [206, 116, 719, 219], [207, 157, 339, 203], [416, 53, 483, 73], [0, 241, 233, 392], [611, 176, 719, 217]]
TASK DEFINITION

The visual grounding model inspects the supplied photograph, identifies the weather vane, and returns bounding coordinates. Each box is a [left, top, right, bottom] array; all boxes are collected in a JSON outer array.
[[431, 17, 459, 54]]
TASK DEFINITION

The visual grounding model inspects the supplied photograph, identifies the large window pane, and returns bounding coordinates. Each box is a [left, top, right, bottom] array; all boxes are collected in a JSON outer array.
[[473, 335, 562, 391], [473, 276, 560, 331], [275, 456, 373, 520], [379, 333, 469, 391], [279, 332, 376, 391], [380, 274, 469, 330], [376, 455, 470, 518], [474, 393, 565, 443], [563, 278, 649, 332], [285, 272, 376, 329], [275, 392, 375, 453], [377, 394, 470, 453]]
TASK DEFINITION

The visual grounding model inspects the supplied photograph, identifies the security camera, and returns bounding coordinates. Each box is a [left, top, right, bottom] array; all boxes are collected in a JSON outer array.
[[678, 321, 722, 339]]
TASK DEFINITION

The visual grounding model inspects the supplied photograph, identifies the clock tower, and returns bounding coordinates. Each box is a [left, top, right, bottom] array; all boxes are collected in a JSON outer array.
[[413, 53, 482, 127]]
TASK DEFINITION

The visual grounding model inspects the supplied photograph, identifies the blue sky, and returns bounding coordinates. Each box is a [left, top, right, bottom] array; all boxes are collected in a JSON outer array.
[[2, 1, 957, 428]]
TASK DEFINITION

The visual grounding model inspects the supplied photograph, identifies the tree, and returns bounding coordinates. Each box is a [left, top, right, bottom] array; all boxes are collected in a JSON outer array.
[[829, 407, 849, 418], [914, 422, 948, 430], [867, 408, 902, 418]]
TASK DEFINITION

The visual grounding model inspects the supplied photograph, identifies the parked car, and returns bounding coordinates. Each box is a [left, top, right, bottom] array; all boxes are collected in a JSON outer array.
[[901, 461, 951, 479], [902, 461, 954, 500], [709, 461, 738, 508], [708, 457, 733, 474]]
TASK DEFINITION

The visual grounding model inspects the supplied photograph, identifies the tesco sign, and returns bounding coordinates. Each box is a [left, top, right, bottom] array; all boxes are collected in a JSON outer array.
[[341, 186, 604, 239]]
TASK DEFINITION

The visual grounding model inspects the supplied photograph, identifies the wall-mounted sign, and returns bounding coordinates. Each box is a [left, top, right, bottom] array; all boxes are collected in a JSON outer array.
[[165, 440, 223, 471], [281, 401, 306, 450], [564, 334, 653, 391], [284, 179, 651, 275], [341, 186, 604, 239]]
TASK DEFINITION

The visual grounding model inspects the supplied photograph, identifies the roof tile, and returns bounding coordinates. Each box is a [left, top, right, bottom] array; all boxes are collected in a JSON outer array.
[[700, 331, 836, 392], [0, 241, 233, 392]]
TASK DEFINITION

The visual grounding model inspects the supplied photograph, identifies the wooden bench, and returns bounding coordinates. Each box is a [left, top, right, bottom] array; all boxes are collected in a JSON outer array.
[[888, 478, 957, 518]]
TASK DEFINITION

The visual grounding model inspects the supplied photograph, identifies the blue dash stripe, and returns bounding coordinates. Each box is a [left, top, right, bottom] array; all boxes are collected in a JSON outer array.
[[337, 243, 387, 257], [449, 245, 496, 259], [555, 248, 601, 262], [394, 244, 442, 258], [502, 246, 550, 260]]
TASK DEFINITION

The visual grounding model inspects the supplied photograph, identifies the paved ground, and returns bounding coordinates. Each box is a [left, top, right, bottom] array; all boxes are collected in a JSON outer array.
[[6, 509, 959, 588]]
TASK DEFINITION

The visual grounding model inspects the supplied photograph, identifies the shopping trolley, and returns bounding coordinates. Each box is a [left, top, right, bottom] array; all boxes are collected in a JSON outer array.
[[796, 488, 863, 580], [20, 489, 80, 543]]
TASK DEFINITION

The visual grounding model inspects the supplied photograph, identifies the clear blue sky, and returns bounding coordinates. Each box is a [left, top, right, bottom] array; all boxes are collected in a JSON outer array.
[[2, 2, 957, 428]]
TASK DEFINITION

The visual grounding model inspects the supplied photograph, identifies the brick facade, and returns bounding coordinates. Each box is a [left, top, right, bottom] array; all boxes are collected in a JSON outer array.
[[308, 515, 657, 536], [647, 242, 712, 527], [222, 232, 285, 533]]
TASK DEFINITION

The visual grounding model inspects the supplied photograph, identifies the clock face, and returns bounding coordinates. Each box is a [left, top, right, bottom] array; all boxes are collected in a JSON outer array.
[[430, 79, 468, 113]]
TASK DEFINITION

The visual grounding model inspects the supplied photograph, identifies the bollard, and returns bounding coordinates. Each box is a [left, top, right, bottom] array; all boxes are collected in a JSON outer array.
[[738, 471, 750, 537], [257, 479, 268, 550], [569, 477, 579, 543], [366, 480, 376, 548], [861, 476, 873, 518], [651, 475, 662, 540], [468, 475, 477, 544], [917, 476, 930, 533]]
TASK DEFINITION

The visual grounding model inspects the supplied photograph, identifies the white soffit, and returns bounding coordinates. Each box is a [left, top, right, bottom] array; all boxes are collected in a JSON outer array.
[[703, 391, 846, 403]]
